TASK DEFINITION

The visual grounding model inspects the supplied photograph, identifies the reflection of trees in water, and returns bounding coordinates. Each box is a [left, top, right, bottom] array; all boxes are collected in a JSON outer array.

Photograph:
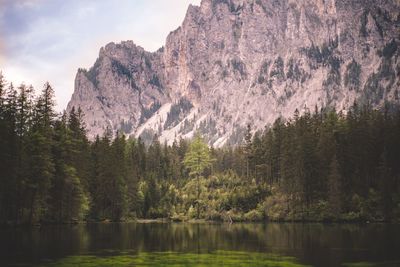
[[77, 222, 400, 259], [83, 223, 348, 253], [1, 225, 90, 263], [84, 223, 271, 253], [3, 223, 399, 266]]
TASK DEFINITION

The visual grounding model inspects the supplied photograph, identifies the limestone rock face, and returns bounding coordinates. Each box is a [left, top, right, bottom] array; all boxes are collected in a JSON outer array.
[[69, 41, 167, 138], [68, 0, 400, 146]]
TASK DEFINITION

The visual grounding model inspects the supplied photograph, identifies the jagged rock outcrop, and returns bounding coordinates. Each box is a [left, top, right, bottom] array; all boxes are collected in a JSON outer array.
[[68, 0, 400, 146], [70, 41, 167, 137]]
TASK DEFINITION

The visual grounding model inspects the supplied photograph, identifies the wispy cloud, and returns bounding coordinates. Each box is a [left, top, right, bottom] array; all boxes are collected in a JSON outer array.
[[0, 0, 201, 111], [1, 0, 43, 8]]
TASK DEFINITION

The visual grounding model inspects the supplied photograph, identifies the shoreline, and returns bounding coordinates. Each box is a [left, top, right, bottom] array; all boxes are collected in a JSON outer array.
[[1, 218, 399, 227]]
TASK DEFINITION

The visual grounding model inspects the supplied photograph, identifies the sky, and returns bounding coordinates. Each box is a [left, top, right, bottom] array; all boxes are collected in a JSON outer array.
[[0, 0, 201, 111]]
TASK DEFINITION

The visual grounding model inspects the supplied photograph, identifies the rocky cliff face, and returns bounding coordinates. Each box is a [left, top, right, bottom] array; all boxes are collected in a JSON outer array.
[[68, 0, 400, 146]]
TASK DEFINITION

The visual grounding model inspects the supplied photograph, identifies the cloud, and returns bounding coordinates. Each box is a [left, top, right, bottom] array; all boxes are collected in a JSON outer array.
[[1, 0, 201, 111], [0, 39, 4, 64], [0, 0, 41, 6]]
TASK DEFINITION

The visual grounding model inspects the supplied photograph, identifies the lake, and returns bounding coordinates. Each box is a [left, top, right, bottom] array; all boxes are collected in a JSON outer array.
[[1, 223, 400, 267]]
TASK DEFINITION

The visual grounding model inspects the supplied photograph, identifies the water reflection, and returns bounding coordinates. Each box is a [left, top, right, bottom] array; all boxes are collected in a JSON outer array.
[[1, 223, 399, 267]]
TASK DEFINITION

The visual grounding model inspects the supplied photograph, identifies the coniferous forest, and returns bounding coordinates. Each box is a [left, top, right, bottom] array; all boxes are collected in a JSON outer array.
[[1, 75, 400, 225]]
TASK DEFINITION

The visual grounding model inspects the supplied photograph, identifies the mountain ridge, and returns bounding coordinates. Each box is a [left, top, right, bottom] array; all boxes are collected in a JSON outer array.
[[68, 0, 400, 146]]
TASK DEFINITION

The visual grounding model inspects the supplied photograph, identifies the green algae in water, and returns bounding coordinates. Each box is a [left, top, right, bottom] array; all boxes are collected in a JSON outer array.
[[38, 251, 311, 267]]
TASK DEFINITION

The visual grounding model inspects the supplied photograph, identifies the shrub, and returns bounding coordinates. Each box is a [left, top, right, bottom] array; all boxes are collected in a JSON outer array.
[[244, 209, 264, 221]]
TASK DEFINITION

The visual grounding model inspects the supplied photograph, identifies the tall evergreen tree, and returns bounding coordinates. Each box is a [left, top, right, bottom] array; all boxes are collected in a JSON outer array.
[[27, 82, 56, 223], [244, 124, 253, 179], [183, 135, 214, 219], [327, 154, 342, 218]]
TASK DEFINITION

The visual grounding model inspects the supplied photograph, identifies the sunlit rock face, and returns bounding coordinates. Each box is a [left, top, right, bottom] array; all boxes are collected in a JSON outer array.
[[68, 0, 400, 146]]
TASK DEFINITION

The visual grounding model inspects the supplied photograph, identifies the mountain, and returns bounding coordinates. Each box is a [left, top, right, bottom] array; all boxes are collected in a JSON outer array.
[[67, 0, 400, 146]]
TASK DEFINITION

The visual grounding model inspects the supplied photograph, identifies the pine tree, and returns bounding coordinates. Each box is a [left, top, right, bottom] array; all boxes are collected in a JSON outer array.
[[183, 135, 214, 219], [34, 82, 56, 130], [144, 173, 160, 218], [93, 134, 113, 220], [271, 118, 284, 184], [1, 83, 19, 222], [0, 72, 5, 115], [328, 154, 342, 218], [51, 113, 88, 222], [109, 134, 128, 220], [244, 124, 253, 179], [125, 138, 140, 217], [68, 107, 91, 192], [27, 82, 57, 223], [137, 137, 147, 179], [169, 141, 183, 182], [378, 150, 393, 221], [14, 84, 35, 222], [0, 74, 9, 222], [16, 84, 34, 137], [88, 136, 101, 219], [147, 137, 163, 179]]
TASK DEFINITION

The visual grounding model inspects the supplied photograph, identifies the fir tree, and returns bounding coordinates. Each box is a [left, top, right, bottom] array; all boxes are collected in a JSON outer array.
[[328, 154, 342, 218], [183, 135, 214, 219]]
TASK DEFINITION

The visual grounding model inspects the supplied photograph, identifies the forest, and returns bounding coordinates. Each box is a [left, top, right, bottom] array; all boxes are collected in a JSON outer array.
[[0, 75, 400, 225]]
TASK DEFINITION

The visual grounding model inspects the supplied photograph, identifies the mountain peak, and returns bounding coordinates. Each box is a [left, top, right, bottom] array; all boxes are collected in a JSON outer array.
[[68, 0, 400, 146]]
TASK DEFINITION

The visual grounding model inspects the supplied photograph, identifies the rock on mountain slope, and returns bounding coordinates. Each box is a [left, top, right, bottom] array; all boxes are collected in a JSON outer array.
[[68, 0, 400, 146]]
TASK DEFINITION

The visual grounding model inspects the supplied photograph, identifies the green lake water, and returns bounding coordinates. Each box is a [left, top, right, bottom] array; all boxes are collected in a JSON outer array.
[[1, 223, 400, 267]]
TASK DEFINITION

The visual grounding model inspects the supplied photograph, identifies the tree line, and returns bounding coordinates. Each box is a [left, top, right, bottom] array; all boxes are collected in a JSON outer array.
[[0, 74, 399, 224]]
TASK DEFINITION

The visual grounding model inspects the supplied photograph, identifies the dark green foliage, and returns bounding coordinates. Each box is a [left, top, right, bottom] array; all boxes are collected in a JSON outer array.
[[255, 0, 270, 16], [360, 6, 393, 40], [303, 40, 342, 88], [148, 74, 162, 88], [232, 20, 243, 40], [138, 129, 157, 147], [260, 105, 400, 222], [1, 73, 400, 224], [180, 119, 196, 135], [257, 61, 270, 85], [362, 58, 395, 105], [198, 118, 218, 140], [302, 39, 340, 75], [111, 60, 132, 80], [360, 10, 369, 37], [0, 81, 92, 224], [230, 59, 247, 78], [51, 113, 89, 222], [119, 120, 133, 134], [345, 59, 362, 90], [303, 44, 324, 65], [212, 0, 229, 9], [327, 155, 342, 217], [230, 3, 243, 13], [88, 133, 132, 221], [371, 9, 385, 38], [82, 57, 102, 87], [164, 98, 193, 129], [143, 54, 152, 69], [226, 125, 247, 146], [381, 39, 398, 59], [324, 62, 341, 87], [286, 59, 302, 82], [270, 56, 285, 80], [140, 101, 161, 124]]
